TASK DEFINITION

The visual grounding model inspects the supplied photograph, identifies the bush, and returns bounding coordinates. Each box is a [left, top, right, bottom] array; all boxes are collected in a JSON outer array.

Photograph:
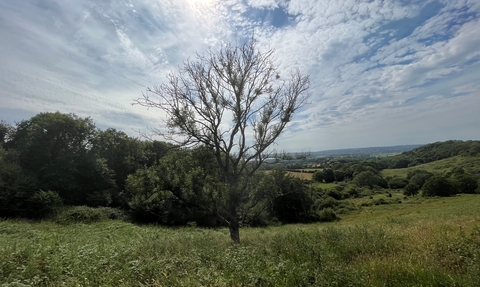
[[96, 207, 129, 221], [353, 171, 387, 189], [326, 189, 343, 200], [421, 176, 457, 197], [451, 174, 478, 194], [407, 170, 434, 189], [374, 198, 388, 205], [317, 208, 338, 222], [404, 183, 420, 196], [387, 177, 408, 189], [343, 185, 360, 198], [312, 170, 324, 182], [54, 206, 108, 224], [26, 190, 63, 219], [315, 196, 338, 210]]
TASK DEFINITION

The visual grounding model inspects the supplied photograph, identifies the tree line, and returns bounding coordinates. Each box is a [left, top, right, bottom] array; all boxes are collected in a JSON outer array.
[[0, 112, 330, 227]]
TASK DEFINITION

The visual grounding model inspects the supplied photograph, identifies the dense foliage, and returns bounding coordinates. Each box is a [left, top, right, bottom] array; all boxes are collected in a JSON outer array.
[[1, 112, 479, 228]]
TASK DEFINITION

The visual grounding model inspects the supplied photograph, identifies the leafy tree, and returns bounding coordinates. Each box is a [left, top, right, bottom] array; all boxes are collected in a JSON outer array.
[[0, 120, 15, 148], [403, 183, 420, 196], [391, 158, 410, 169], [135, 38, 310, 242], [26, 190, 63, 219], [451, 173, 478, 194], [387, 177, 408, 189], [421, 176, 457, 197], [125, 147, 220, 226], [312, 170, 325, 182], [323, 168, 336, 183], [334, 170, 345, 182], [353, 171, 387, 189], [8, 112, 114, 205], [0, 148, 33, 217], [407, 169, 434, 190], [265, 167, 316, 224], [91, 128, 152, 205]]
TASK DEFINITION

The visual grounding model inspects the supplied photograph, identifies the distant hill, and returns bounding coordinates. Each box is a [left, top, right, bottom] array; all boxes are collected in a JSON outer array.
[[385, 140, 480, 168], [308, 145, 422, 158]]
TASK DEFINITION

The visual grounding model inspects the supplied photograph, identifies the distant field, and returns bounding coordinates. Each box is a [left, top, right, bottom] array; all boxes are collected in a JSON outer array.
[[286, 171, 314, 180], [381, 155, 480, 178], [2, 195, 479, 286], [286, 168, 321, 180]]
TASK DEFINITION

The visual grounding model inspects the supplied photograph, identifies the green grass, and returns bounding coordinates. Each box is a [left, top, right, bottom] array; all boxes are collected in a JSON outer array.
[[1, 195, 480, 286], [381, 155, 480, 179]]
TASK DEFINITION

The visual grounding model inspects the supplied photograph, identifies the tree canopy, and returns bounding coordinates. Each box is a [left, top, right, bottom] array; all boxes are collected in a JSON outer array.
[[135, 38, 310, 242]]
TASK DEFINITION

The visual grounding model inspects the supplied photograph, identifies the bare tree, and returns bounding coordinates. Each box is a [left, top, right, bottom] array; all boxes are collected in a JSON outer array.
[[135, 38, 310, 243]]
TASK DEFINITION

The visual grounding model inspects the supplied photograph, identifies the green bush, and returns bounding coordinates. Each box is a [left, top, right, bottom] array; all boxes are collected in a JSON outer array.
[[421, 176, 457, 197], [95, 207, 129, 221], [407, 170, 434, 189], [451, 173, 478, 194], [317, 208, 338, 222], [404, 183, 420, 196], [54, 206, 108, 224], [315, 196, 338, 210], [374, 198, 388, 205], [353, 171, 387, 188], [387, 177, 408, 189], [26, 190, 63, 219]]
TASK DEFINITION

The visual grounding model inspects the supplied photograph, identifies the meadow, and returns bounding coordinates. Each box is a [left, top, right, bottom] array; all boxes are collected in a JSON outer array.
[[1, 194, 479, 286], [381, 155, 480, 179]]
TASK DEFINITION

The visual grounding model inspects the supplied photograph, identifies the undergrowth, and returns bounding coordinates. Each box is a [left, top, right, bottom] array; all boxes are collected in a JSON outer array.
[[1, 195, 479, 286]]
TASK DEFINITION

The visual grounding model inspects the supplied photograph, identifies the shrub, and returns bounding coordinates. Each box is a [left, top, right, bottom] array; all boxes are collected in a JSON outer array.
[[387, 177, 408, 189], [451, 174, 478, 194], [26, 190, 63, 219], [315, 196, 338, 210], [374, 198, 388, 205], [343, 185, 360, 198], [421, 176, 457, 197], [353, 171, 387, 188], [326, 189, 342, 200], [54, 206, 108, 224], [407, 170, 434, 189], [317, 208, 338, 222], [404, 183, 420, 196], [312, 170, 324, 182], [96, 207, 129, 221]]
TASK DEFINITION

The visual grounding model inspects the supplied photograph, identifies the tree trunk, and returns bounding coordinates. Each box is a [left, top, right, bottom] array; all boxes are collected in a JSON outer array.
[[229, 217, 240, 243]]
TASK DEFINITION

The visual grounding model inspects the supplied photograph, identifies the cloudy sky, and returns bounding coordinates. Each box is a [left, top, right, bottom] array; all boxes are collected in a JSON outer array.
[[1, 0, 479, 151]]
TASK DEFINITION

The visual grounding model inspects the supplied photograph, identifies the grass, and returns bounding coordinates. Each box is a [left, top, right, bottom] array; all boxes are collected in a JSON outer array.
[[1, 195, 479, 286], [381, 155, 480, 179], [285, 170, 316, 180]]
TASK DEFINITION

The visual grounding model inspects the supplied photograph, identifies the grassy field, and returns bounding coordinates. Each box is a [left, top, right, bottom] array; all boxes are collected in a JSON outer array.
[[286, 171, 314, 180], [1, 195, 479, 286], [381, 155, 480, 179]]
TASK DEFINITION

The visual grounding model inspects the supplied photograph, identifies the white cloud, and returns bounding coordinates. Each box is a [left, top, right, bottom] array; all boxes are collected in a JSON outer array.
[[0, 0, 479, 150]]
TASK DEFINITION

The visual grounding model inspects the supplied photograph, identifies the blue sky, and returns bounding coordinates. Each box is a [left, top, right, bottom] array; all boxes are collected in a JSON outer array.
[[0, 0, 479, 151]]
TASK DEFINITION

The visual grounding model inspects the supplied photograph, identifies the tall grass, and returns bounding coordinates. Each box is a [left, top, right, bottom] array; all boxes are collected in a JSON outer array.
[[1, 195, 479, 286]]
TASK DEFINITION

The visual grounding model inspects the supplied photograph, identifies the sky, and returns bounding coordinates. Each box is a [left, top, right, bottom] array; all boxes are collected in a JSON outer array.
[[0, 0, 479, 151]]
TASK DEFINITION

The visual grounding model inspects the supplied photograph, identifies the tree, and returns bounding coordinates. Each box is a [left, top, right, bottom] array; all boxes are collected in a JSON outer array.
[[135, 38, 310, 242], [125, 146, 220, 226], [8, 112, 114, 205], [353, 171, 387, 189], [387, 177, 408, 189], [421, 176, 457, 197], [407, 169, 434, 190], [323, 169, 336, 183], [91, 128, 151, 206], [451, 173, 478, 194], [0, 147, 33, 217], [0, 120, 15, 148]]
